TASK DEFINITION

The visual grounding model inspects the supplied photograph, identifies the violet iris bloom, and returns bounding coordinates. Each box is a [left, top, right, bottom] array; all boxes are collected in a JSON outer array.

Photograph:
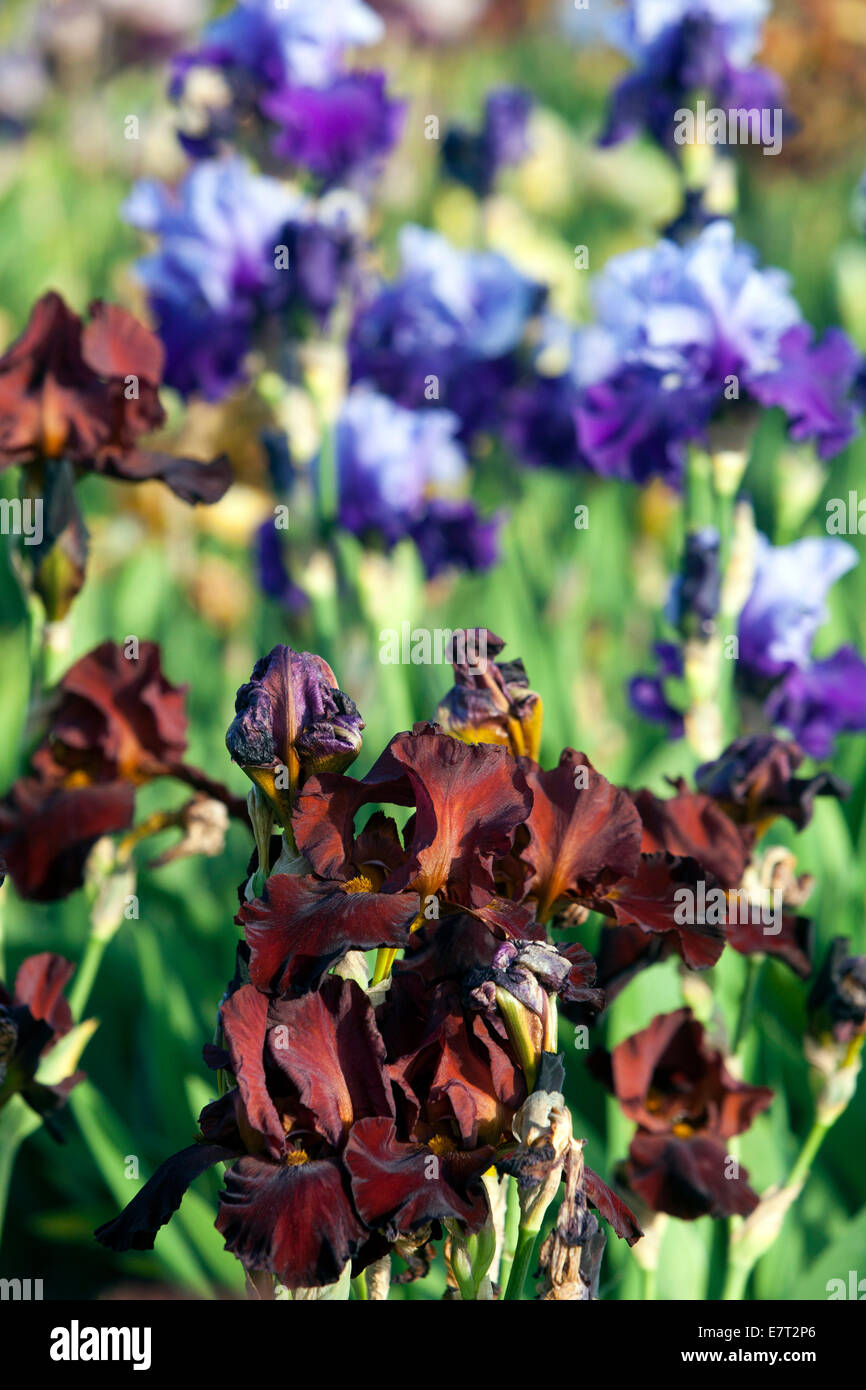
[[600, 0, 784, 155], [123, 157, 357, 399], [171, 0, 402, 184], [349, 225, 545, 437], [332, 387, 500, 577], [632, 534, 866, 756], [442, 87, 533, 198], [573, 222, 861, 484]]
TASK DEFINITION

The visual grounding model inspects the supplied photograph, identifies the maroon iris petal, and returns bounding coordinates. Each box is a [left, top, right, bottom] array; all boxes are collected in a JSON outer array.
[[633, 784, 751, 889], [345, 1116, 493, 1235], [0, 292, 231, 503], [31, 640, 188, 785], [95, 1143, 239, 1251], [597, 853, 726, 970], [220, 984, 285, 1160], [216, 1154, 365, 1290], [266, 978, 394, 1148], [13, 953, 75, 1034], [583, 1165, 643, 1245], [238, 873, 419, 994], [627, 1132, 761, 1220], [0, 777, 135, 901], [725, 912, 814, 980]]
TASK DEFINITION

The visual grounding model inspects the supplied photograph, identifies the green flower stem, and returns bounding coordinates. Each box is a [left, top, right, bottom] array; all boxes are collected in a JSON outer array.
[[0, 1096, 41, 1244], [351, 1274, 368, 1301], [503, 1221, 543, 1301], [732, 955, 762, 1056], [68, 930, 109, 1022], [498, 1174, 521, 1293], [721, 1247, 751, 1302], [722, 1037, 864, 1300], [642, 1264, 657, 1301], [786, 1115, 833, 1192]]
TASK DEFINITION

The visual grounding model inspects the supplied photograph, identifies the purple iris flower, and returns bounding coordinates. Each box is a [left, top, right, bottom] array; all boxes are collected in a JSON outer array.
[[739, 535, 858, 678], [766, 649, 866, 760], [331, 387, 500, 576], [172, 0, 385, 94], [629, 642, 685, 736], [349, 225, 545, 436], [171, 1, 401, 185], [633, 533, 866, 755], [442, 87, 533, 198], [123, 157, 357, 399], [262, 71, 405, 187], [573, 221, 862, 483], [256, 517, 310, 616], [600, 0, 784, 155]]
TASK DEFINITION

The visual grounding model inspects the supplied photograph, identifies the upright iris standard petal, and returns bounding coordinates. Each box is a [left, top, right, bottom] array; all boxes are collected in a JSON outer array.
[[519, 749, 643, 921], [332, 388, 498, 576], [739, 534, 858, 678]]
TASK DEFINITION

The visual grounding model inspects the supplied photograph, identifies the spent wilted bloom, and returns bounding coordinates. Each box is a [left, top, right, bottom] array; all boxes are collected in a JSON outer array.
[[436, 629, 543, 759], [808, 939, 866, 1049]]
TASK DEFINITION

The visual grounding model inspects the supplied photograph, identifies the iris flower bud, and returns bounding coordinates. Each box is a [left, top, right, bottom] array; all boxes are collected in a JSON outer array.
[[436, 629, 542, 760], [226, 645, 364, 827]]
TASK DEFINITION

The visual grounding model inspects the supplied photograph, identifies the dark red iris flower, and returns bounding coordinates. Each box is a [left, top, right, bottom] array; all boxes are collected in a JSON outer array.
[[0, 640, 245, 901], [95, 976, 498, 1288], [515, 750, 727, 970], [237, 724, 533, 992], [0, 292, 231, 503], [0, 777, 135, 902], [590, 1009, 773, 1220], [633, 780, 752, 890], [0, 951, 84, 1131]]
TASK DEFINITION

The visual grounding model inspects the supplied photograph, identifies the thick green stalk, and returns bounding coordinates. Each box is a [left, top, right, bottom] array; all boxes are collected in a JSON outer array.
[[498, 1175, 521, 1293], [0, 1097, 41, 1244], [504, 1222, 542, 1301]]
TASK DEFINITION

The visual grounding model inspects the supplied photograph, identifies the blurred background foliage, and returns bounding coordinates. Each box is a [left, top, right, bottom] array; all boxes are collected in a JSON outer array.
[[0, 0, 864, 1299]]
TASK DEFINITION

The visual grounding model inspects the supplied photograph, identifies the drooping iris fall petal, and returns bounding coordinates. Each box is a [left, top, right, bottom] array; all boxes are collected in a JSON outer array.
[[238, 873, 419, 994], [266, 979, 394, 1148], [216, 1154, 365, 1290], [0, 777, 135, 901]]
